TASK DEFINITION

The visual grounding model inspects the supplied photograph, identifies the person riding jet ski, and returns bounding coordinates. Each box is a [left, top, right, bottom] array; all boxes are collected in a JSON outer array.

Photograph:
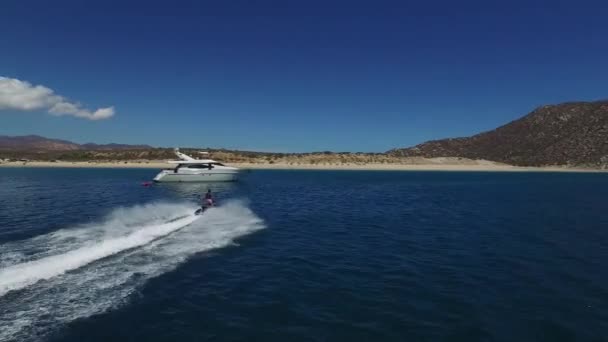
[[196, 189, 215, 215], [204, 189, 214, 207]]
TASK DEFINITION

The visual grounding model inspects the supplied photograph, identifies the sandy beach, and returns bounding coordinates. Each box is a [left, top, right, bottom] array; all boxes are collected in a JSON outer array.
[[0, 160, 605, 172]]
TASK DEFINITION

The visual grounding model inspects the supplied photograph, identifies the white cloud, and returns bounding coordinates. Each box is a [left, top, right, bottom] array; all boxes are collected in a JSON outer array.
[[0, 76, 115, 120]]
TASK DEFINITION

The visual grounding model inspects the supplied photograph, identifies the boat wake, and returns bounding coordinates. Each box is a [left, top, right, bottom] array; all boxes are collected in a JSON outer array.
[[0, 200, 265, 342]]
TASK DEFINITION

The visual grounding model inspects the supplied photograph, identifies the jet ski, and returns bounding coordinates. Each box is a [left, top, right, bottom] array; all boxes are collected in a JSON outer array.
[[195, 204, 214, 215]]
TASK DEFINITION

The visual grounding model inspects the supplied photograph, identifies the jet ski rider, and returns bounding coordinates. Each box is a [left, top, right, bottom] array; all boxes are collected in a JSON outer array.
[[202, 189, 214, 210]]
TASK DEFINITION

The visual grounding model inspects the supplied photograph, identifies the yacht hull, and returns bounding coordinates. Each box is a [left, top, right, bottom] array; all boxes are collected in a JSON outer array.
[[153, 172, 238, 182]]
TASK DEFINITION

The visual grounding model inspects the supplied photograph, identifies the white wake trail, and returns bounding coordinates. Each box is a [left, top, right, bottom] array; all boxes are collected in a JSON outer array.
[[0, 215, 197, 296], [0, 200, 265, 342], [0, 202, 194, 268]]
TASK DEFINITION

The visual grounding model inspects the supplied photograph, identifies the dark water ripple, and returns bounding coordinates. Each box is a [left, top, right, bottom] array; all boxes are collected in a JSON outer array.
[[0, 169, 607, 341]]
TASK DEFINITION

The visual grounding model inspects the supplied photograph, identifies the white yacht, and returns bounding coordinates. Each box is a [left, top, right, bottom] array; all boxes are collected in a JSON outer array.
[[153, 149, 239, 182]]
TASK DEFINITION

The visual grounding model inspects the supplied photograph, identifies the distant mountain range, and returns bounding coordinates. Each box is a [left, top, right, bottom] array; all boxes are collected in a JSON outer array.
[[0, 135, 152, 151], [2, 100, 607, 167], [389, 101, 608, 167]]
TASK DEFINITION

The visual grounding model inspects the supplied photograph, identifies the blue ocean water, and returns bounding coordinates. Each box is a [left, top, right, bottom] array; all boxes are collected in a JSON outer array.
[[0, 168, 607, 342]]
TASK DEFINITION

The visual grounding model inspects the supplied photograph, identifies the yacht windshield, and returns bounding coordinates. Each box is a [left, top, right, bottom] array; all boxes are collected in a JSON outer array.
[[187, 164, 212, 169]]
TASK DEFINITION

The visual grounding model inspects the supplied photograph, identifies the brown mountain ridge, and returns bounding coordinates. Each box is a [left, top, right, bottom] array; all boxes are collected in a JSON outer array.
[[389, 101, 608, 167]]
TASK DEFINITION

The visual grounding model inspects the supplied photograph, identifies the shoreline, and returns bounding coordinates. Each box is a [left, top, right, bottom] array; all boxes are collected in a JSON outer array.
[[0, 161, 605, 173]]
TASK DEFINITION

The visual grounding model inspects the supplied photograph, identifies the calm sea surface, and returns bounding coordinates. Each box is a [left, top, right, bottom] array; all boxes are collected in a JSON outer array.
[[0, 168, 607, 342]]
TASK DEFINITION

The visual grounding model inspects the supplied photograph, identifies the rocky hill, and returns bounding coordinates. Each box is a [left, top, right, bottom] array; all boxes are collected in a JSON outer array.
[[0, 135, 152, 151], [389, 101, 608, 167]]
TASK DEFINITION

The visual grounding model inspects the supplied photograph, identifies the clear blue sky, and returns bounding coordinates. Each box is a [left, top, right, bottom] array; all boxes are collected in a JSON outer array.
[[1, 0, 607, 152]]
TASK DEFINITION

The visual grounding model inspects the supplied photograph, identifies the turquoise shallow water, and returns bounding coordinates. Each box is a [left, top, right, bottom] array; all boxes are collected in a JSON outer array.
[[0, 168, 607, 342]]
